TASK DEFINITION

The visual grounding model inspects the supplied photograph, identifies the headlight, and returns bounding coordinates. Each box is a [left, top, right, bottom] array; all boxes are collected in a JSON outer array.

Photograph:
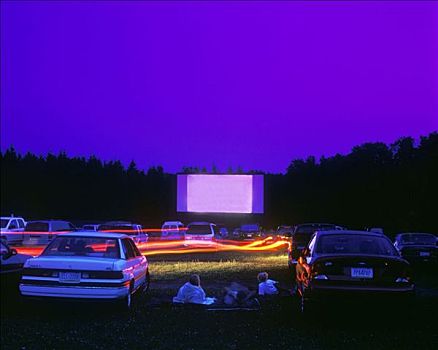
[[314, 274, 329, 280]]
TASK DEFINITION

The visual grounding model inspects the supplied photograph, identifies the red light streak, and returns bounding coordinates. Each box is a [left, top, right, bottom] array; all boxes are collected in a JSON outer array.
[[15, 236, 290, 257]]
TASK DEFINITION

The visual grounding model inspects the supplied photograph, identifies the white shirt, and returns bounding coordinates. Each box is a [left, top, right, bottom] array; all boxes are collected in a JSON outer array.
[[258, 279, 279, 295]]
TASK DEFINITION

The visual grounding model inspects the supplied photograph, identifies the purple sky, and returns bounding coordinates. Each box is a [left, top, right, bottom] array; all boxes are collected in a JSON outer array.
[[1, 1, 437, 173]]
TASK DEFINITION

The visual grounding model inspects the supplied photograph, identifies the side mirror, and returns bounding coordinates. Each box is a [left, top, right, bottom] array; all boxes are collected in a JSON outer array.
[[11, 248, 17, 256]]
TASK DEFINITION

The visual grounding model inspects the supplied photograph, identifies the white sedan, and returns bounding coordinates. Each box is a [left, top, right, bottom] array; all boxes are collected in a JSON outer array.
[[19, 232, 149, 309]]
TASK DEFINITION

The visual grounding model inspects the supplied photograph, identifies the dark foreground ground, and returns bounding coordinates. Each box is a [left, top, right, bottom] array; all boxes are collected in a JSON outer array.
[[1, 252, 437, 350]]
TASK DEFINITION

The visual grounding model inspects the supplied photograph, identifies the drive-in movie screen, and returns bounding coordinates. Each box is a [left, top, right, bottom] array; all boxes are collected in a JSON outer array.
[[0, 1, 437, 350], [177, 174, 264, 214]]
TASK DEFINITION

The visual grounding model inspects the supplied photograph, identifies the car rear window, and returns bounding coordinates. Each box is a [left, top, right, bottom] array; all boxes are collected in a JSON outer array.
[[401, 234, 436, 245], [316, 234, 397, 256], [42, 237, 120, 258], [241, 224, 259, 231], [187, 225, 212, 235], [26, 222, 50, 232], [296, 224, 335, 234]]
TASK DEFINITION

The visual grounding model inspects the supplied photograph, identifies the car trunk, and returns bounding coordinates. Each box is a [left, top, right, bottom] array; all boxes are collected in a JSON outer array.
[[26, 256, 117, 271], [311, 255, 411, 286]]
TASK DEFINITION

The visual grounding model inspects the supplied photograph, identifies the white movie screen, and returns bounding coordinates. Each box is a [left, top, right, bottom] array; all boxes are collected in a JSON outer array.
[[177, 174, 264, 214]]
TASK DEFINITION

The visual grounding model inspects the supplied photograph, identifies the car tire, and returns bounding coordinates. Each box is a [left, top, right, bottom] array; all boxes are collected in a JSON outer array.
[[142, 269, 150, 293], [118, 281, 134, 311]]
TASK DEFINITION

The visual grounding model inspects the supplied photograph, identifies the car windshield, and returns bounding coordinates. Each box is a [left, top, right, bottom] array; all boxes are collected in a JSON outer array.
[[42, 236, 120, 258], [26, 222, 50, 232], [400, 234, 436, 245], [1, 219, 8, 229], [99, 225, 138, 235], [316, 234, 398, 256], [187, 225, 212, 235]]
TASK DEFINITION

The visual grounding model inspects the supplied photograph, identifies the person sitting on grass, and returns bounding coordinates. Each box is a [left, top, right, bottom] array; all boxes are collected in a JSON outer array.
[[257, 272, 279, 296], [173, 274, 216, 305], [223, 282, 258, 307]]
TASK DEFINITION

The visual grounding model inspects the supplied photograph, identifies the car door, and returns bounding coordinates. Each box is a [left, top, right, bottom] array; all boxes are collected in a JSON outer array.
[[128, 239, 147, 287], [121, 239, 146, 290]]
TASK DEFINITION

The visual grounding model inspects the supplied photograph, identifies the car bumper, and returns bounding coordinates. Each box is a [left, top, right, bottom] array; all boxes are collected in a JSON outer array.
[[19, 284, 130, 300], [309, 282, 415, 298]]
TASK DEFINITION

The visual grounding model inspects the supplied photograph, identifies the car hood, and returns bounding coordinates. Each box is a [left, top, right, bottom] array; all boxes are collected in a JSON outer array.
[[1, 254, 33, 265], [25, 256, 119, 271]]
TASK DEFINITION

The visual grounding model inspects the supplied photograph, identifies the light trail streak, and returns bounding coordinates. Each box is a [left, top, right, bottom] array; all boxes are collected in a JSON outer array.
[[15, 236, 290, 257]]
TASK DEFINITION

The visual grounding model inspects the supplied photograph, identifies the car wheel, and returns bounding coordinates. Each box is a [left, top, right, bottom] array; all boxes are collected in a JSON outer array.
[[142, 269, 150, 293], [119, 281, 134, 311]]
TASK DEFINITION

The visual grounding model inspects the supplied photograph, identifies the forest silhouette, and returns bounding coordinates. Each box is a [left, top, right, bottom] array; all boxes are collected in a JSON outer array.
[[1, 132, 437, 233]]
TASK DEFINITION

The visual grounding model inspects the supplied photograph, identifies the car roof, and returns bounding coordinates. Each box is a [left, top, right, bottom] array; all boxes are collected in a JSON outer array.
[[188, 221, 215, 226], [27, 220, 71, 223], [398, 232, 436, 235], [296, 223, 338, 227], [163, 221, 183, 225], [1, 216, 25, 220], [56, 231, 129, 239], [316, 230, 385, 237]]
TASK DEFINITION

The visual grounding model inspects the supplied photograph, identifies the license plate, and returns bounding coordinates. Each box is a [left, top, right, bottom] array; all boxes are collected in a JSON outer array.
[[59, 272, 81, 283], [351, 267, 373, 279], [419, 252, 430, 257]]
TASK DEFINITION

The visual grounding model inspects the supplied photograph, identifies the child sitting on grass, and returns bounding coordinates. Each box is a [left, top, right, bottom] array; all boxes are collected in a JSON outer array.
[[257, 272, 279, 296]]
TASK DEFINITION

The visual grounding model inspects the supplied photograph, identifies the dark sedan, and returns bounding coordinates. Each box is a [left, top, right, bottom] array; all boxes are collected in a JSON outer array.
[[394, 233, 437, 265], [288, 223, 344, 268], [1, 240, 32, 294], [295, 230, 414, 312]]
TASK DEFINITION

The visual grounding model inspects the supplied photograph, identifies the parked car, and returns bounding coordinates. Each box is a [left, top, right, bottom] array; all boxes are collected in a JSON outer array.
[[0, 216, 27, 245], [232, 228, 241, 238], [288, 223, 344, 268], [394, 233, 437, 264], [1, 240, 32, 293], [98, 222, 148, 245], [184, 222, 216, 245], [82, 224, 100, 232], [295, 230, 414, 312], [22, 220, 76, 246], [276, 225, 294, 239], [239, 224, 262, 240], [218, 227, 229, 238], [19, 231, 149, 308], [161, 221, 184, 240]]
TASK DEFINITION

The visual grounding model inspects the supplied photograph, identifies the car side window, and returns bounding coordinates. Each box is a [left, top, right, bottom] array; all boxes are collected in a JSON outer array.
[[9, 220, 18, 229], [122, 239, 135, 259], [18, 219, 25, 229], [127, 239, 142, 257]]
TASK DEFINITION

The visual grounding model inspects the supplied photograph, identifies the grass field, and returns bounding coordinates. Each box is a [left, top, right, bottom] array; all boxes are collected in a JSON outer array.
[[1, 250, 438, 350], [149, 251, 289, 281]]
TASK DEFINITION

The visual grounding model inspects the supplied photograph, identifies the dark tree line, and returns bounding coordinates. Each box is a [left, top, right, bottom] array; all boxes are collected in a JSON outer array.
[[1, 132, 437, 233]]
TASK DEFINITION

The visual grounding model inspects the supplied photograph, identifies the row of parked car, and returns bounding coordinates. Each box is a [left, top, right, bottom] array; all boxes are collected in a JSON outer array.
[[282, 223, 437, 311], [0, 216, 149, 246]]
